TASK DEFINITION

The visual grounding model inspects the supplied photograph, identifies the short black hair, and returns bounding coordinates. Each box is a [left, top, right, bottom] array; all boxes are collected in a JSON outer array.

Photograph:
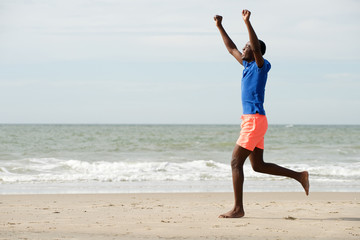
[[259, 40, 266, 56]]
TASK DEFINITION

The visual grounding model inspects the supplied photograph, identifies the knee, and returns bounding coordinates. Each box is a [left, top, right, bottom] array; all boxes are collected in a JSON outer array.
[[251, 162, 265, 173], [231, 157, 242, 170]]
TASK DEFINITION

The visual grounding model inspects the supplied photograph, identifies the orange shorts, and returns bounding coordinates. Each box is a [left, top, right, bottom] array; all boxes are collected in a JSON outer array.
[[236, 114, 268, 151]]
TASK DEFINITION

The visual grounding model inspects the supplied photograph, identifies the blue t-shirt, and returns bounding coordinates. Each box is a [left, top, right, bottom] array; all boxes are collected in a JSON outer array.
[[241, 59, 271, 115]]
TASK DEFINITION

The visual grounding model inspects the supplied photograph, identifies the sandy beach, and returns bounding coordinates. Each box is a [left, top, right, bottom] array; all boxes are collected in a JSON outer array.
[[1, 192, 359, 240]]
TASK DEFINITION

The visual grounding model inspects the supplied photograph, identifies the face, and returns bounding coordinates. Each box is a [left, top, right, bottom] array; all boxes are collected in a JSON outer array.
[[242, 42, 254, 61]]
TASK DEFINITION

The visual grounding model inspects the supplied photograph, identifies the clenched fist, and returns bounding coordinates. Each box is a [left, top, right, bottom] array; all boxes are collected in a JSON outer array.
[[242, 9, 251, 22], [214, 15, 223, 27]]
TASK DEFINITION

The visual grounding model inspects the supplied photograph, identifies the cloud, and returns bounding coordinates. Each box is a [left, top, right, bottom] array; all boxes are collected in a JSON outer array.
[[323, 73, 360, 81], [2, 0, 360, 64], [0, 0, 360, 124]]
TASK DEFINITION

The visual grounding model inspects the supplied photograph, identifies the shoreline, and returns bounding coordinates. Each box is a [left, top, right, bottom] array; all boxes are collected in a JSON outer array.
[[2, 178, 359, 194], [1, 192, 359, 239]]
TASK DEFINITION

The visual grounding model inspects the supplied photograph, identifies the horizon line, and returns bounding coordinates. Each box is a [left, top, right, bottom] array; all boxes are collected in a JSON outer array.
[[0, 123, 359, 126]]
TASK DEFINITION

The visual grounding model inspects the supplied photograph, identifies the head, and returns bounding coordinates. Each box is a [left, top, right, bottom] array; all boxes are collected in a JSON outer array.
[[242, 40, 266, 61]]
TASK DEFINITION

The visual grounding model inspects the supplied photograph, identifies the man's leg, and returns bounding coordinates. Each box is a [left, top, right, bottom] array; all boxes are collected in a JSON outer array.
[[249, 147, 309, 195], [219, 144, 252, 218]]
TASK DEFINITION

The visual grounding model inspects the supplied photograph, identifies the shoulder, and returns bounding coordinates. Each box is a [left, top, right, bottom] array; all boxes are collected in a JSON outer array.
[[258, 58, 271, 72], [263, 59, 271, 68], [243, 60, 270, 71]]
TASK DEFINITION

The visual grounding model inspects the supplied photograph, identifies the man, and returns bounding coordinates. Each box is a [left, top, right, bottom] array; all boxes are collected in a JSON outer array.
[[214, 10, 309, 218]]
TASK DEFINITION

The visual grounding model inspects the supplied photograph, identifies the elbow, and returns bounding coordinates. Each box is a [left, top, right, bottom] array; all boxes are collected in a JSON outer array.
[[227, 48, 236, 56]]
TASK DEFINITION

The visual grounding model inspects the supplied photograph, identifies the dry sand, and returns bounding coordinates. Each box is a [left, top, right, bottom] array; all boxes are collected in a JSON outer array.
[[1, 192, 359, 240]]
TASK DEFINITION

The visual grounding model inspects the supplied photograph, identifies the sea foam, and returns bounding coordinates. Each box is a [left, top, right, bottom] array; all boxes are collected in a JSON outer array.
[[1, 157, 359, 184], [0, 158, 231, 183]]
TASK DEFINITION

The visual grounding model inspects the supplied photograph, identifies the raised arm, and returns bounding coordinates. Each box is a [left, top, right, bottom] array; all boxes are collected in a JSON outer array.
[[214, 15, 243, 65], [242, 10, 264, 68]]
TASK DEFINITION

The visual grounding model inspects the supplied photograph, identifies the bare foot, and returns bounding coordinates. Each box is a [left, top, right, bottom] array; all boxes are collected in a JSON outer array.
[[219, 208, 245, 218], [300, 171, 310, 196]]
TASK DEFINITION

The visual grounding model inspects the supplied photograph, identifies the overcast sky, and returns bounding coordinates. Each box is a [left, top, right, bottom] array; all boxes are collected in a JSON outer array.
[[1, 0, 359, 124]]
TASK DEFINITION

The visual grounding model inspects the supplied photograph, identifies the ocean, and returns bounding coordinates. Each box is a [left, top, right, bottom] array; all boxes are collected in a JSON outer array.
[[0, 124, 359, 194]]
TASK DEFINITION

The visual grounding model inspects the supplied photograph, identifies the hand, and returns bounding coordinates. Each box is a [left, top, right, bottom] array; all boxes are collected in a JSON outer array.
[[214, 15, 223, 27], [242, 9, 251, 22]]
